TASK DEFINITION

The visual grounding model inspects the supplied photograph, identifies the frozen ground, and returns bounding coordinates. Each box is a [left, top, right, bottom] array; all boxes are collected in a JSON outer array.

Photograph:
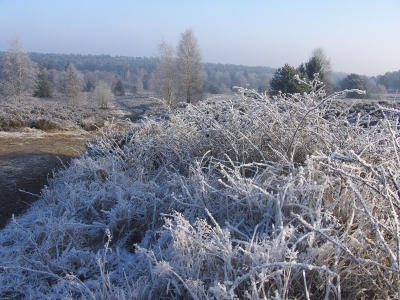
[[0, 95, 166, 229], [0, 129, 89, 228]]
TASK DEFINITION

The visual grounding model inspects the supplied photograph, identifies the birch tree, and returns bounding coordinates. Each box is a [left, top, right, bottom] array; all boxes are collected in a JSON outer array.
[[310, 47, 334, 93], [0, 35, 37, 102], [175, 28, 204, 103], [155, 37, 176, 107]]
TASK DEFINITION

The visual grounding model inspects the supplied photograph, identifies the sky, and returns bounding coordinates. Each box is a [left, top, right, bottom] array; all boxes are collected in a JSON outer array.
[[0, 0, 399, 76]]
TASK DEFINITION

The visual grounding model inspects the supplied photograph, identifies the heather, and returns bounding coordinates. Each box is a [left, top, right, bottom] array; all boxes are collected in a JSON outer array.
[[1, 78, 400, 299]]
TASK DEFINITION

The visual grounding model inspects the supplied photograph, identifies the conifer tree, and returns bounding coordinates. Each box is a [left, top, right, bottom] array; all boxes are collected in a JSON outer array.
[[33, 66, 52, 98], [340, 73, 370, 99], [114, 80, 125, 96], [268, 64, 309, 96]]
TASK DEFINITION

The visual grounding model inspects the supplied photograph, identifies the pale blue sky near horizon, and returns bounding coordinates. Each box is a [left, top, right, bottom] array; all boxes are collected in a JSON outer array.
[[0, 0, 399, 76]]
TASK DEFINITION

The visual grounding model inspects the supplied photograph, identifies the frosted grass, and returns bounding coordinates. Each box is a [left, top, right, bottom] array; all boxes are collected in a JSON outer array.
[[1, 78, 399, 299]]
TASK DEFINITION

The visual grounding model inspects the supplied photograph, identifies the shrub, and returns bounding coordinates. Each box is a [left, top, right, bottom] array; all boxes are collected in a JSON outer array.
[[33, 118, 59, 131], [0, 116, 25, 131], [1, 77, 400, 299], [0, 98, 109, 132], [94, 81, 113, 109], [340, 73, 370, 99]]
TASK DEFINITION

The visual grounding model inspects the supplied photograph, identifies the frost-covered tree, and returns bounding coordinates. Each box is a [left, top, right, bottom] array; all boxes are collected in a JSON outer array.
[[33, 66, 52, 98], [94, 80, 113, 109], [0, 35, 37, 102], [367, 79, 387, 99], [155, 37, 176, 107], [175, 28, 204, 103], [309, 47, 334, 93], [61, 62, 83, 105]]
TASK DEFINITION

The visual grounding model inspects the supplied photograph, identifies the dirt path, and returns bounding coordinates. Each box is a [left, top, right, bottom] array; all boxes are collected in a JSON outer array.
[[0, 129, 91, 229]]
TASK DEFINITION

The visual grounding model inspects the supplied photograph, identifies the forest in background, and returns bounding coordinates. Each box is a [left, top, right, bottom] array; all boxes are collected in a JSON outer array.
[[1, 45, 399, 108], [24, 52, 400, 92], [4, 50, 398, 98], [0, 51, 275, 95]]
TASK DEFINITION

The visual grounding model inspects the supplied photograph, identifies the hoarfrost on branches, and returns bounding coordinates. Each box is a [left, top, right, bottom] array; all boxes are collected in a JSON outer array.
[[1, 75, 400, 299]]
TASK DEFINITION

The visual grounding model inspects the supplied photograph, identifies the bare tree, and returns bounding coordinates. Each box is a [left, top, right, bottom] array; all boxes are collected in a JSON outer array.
[[155, 37, 176, 107], [0, 35, 37, 102], [311, 47, 334, 93], [175, 28, 204, 103], [61, 62, 83, 105], [94, 80, 113, 109]]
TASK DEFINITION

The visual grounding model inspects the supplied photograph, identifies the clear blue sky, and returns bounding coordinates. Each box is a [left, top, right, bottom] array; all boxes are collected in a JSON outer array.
[[1, 0, 399, 76]]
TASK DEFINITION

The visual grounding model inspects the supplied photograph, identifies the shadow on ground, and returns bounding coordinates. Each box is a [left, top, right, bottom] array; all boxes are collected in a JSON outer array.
[[0, 152, 77, 229], [0, 132, 88, 229]]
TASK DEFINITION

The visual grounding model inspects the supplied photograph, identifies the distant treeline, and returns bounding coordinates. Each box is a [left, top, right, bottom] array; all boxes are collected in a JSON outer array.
[[28, 52, 160, 75], [21, 52, 277, 93], [371, 70, 400, 92], [0, 51, 399, 93]]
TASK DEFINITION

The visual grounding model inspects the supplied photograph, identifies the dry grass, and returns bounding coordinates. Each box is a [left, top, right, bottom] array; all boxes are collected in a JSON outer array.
[[1, 80, 400, 299]]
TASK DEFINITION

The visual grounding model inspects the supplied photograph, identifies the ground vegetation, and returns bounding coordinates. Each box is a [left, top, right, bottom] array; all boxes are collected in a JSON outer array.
[[1, 75, 399, 298]]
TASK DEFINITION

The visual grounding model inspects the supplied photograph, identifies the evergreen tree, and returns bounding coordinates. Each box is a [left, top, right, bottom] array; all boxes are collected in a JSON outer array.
[[305, 56, 324, 81], [268, 64, 309, 97], [308, 48, 334, 94], [33, 66, 52, 98], [85, 80, 95, 92], [340, 73, 369, 99], [378, 75, 389, 89], [142, 75, 149, 90], [114, 80, 125, 96]]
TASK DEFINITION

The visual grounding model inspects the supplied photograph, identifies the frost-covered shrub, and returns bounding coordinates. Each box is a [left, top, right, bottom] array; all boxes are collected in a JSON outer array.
[[1, 77, 400, 299], [0, 114, 25, 131], [33, 118, 59, 131], [0, 97, 109, 131]]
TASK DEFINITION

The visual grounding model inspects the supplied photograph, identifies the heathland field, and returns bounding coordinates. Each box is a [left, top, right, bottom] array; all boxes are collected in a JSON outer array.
[[1, 84, 400, 298]]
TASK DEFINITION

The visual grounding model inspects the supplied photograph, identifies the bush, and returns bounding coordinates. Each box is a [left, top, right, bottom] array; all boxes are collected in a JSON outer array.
[[0, 116, 25, 131], [0, 98, 109, 132], [340, 73, 370, 99], [33, 118, 59, 131], [1, 78, 400, 298]]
